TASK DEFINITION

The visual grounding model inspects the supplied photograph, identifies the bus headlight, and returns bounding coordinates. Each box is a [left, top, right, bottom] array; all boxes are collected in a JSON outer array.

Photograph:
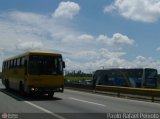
[[31, 88, 35, 91]]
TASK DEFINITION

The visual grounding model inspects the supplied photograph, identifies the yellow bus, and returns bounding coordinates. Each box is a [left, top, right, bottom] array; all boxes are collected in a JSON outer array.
[[2, 51, 65, 97]]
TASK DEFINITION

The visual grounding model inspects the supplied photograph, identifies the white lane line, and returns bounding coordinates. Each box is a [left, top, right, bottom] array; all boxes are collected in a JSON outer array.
[[69, 97, 106, 107], [1, 90, 66, 119], [24, 101, 66, 119]]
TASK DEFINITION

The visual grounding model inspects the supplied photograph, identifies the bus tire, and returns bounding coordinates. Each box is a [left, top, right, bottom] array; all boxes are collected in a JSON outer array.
[[48, 91, 54, 98], [19, 82, 25, 96], [5, 79, 10, 90]]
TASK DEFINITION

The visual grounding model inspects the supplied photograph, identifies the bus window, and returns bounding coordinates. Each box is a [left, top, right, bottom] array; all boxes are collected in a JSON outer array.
[[95, 70, 128, 87], [7, 61, 9, 69], [6, 61, 9, 69], [21, 57, 25, 67], [107, 70, 128, 86], [127, 69, 143, 88], [14, 59, 17, 68], [29, 55, 63, 75], [145, 69, 157, 87], [10, 60, 13, 68], [2, 62, 5, 70], [17, 58, 20, 67]]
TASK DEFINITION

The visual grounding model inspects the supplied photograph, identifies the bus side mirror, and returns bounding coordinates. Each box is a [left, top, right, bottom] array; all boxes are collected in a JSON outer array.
[[62, 61, 65, 68]]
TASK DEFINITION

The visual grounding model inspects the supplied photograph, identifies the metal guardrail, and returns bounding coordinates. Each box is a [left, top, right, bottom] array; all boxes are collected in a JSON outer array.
[[65, 82, 160, 102], [96, 85, 160, 102]]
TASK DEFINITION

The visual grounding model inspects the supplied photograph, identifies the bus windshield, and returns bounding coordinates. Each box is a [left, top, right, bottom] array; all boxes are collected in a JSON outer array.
[[29, 55, 63, 75]]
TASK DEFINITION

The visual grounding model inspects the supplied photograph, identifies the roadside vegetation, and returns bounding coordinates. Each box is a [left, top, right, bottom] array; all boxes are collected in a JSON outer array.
[[65, 70, 93, 85]]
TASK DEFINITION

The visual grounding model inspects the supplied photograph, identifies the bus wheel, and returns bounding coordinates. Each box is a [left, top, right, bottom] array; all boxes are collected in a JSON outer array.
[[19, 82, 25, 96], [5, 79, 10, 90], [48, 91, 54, 98]]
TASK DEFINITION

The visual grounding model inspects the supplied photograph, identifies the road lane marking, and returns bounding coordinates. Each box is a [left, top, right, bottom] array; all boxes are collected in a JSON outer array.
[[24, 101, 66, 119], [0, 88, 66, 119], [69, 97, 106, 107]]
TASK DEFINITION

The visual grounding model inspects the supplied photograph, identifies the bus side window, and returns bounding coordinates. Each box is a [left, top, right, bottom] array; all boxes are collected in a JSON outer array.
[[4, 61, 8, 69], [5, 61, 7, 69], [7, 61, 9, 69], [10, 60, 11, 69], [17, 58, 19, 67], [13, 59, 17, 68], [4, 62, 5, 69], [2, 62, 5, 70], [3, 61, 8, 69], [9, 60, 11, 68], [9, 60, 11, 69], [19, 58, 22, 67], [10, 60, 13, 68], [6, 61, 8, 69], [12, 60, 14, 68], [9, 60, 12, 69], [11, 60, 14, 68], [21, 57, 25, 67]]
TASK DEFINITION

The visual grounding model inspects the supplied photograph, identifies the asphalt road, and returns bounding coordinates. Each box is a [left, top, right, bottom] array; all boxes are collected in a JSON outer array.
[[0, 79, 160, 119]]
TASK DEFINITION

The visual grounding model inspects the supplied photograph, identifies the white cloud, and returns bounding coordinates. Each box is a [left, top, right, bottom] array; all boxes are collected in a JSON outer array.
[[62, 34, 94, 44], [67, 48, 126, 61], [130, 56, 160, 69], [104, 0, 160, 23], [78, 34, 94, 42], [96, 35, 110, 44], [97, 48, 126, 60], [65, 48, 127, 72], [65, 54, 160, 73], [16, 41, 43, 50], [9, 11, 47, 25], [0, 9, 160, 73], [0, 11, 79, 52], [72, 51, 97, 61], [53, 1, 80, 19], [112, 33, 134, 45], [97, 33, 134, 46]]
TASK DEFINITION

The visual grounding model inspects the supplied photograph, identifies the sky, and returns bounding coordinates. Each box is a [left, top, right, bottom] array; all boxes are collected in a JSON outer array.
[[0, 0, 160, 73]]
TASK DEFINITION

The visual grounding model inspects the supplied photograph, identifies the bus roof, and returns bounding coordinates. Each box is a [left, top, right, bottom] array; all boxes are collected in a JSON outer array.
[[4, 50, 62, 61]]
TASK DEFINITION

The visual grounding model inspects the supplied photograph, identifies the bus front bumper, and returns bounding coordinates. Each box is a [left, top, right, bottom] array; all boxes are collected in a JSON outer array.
[[27, 86, 64, 94]]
